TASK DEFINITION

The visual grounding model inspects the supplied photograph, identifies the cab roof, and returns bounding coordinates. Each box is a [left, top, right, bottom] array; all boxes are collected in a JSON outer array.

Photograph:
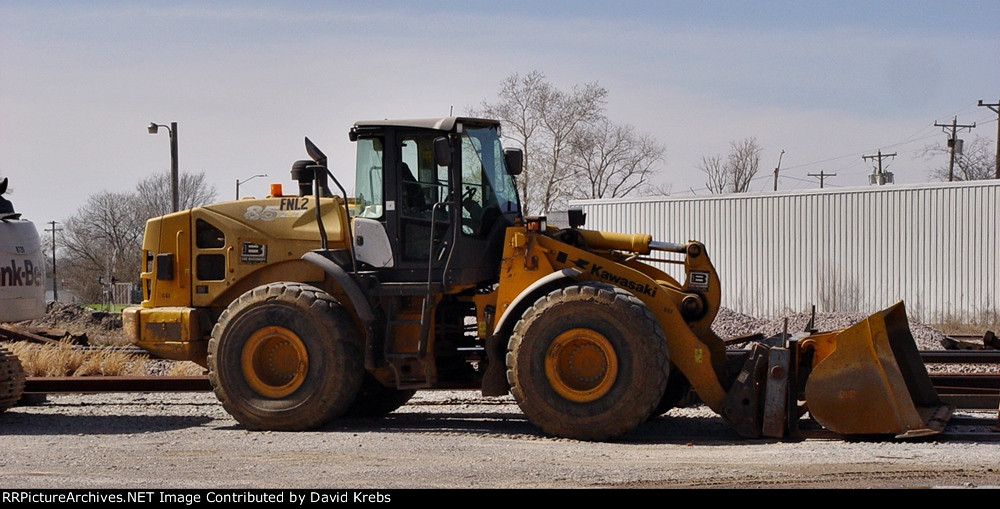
[[352, 117, 500, 132]]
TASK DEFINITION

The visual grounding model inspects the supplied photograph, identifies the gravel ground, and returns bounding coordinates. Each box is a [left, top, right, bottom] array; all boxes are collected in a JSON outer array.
[[712, 307, 951, 350], [3, 304, 998, 490], [1, 390, 999, 490], [713, 307, 999, 375]]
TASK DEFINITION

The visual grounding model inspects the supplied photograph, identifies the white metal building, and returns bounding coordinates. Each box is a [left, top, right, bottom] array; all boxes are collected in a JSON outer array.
[[570, 180, 999, 322]]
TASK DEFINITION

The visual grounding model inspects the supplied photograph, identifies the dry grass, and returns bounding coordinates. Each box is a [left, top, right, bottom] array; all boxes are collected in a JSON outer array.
[[166, 361, 207, 376], [816, 266, 865, 314], [929, 309, 1000, 336], [930, 322, 999, 336], [5, 340, 149, 377]]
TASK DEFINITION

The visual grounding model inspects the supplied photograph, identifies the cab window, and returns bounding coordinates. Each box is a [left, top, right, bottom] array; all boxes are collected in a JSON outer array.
[[354, 138, 384, 219]]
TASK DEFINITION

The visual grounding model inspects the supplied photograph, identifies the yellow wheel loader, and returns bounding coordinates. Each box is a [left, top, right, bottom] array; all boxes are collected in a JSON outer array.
[[122, 117, 951, 440]]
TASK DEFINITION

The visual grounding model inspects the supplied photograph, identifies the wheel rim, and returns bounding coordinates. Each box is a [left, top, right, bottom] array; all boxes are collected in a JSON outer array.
[[241, 326, 309, 398], [544, 328, 618, 403]]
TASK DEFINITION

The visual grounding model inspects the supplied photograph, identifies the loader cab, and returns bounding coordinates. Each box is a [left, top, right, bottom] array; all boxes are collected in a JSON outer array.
[[349, 117, 522, 287]]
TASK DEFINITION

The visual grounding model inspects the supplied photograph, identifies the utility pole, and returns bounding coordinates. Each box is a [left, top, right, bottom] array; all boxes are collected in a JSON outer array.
[[862, 150, 897, 186], [934, 117, 976, 182], [45, 221, 61, 302], [772, 150, 785, 191], [808, 170, 836, 189], [978, 99, 1000, 179]]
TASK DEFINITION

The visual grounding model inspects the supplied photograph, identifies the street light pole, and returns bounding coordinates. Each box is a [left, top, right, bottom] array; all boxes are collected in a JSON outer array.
[[148, 122, 179, 212], [236, 174, 268, 199], [45, 221, 61, 302], [169, 122, 178, 211]]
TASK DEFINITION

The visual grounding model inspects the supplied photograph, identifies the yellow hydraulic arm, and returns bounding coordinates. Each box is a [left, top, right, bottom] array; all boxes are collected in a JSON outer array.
[[495, 225, 732, 415]]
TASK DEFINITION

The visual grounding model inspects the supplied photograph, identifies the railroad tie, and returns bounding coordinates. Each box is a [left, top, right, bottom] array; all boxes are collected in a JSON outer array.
[[994, 395, 1000, 433]]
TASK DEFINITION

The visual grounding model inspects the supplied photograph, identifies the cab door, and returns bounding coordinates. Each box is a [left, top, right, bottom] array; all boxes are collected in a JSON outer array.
[[394, 132, 453, 274], [352, 130, 455, 283]]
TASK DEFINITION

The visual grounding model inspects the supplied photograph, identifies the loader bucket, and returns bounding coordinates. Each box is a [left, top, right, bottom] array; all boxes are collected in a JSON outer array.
[[802, 302, 953, 438]]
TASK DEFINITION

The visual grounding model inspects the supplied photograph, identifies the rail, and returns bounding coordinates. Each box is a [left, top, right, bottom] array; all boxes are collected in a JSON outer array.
[[25, 376, 210, 393], [20, 350, 998, 407]]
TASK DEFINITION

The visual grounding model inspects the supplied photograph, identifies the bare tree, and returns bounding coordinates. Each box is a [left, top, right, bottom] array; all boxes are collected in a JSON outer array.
[[474, 71, 607, 214], [567, 119, 666, 199], [60, 191, 145, 303], [536, 81, 607, 212], [133, 171, 218, 219], [639, 181, 673, 197], [475, 71, 548, 215], [729, 137, 762, 192], [699, 154, 728, 194], [58, 171, 217, 303], [699, 137, 763, 193], [922, 135, 996, 182]]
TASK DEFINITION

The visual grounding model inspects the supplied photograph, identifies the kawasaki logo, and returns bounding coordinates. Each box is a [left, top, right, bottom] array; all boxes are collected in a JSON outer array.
[[0, 259, 42, 287], [589, 263, 658, 297], [554, 250, 658, 297]]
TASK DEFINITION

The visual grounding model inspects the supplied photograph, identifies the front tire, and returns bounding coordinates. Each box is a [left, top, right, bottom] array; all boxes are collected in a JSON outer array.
[[208, 282, 364, 431], [506, 283, 670, 441], [0, 347, 25, 414]]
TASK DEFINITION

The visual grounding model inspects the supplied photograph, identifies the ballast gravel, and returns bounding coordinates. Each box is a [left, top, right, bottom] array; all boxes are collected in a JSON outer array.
[[1, 390, 998, 490], [1, 306, 998, 489]]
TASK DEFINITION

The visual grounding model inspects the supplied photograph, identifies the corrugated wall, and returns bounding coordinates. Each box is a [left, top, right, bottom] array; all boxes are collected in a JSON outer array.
[[570, 181, 1000, 322]]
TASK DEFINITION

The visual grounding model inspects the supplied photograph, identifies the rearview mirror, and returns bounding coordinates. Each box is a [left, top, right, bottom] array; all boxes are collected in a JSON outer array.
[[433, 136, 452, 167], [305, 137, 327, 166], [504, 148, 523, 175]]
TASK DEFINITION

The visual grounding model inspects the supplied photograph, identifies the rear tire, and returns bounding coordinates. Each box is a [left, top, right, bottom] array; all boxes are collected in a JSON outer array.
[[650, 367, 693, 417], [0, 347, 25, 414], [506, 283, 670, 441], [208, 282, 364, 431], [343, 373, 416, 418]]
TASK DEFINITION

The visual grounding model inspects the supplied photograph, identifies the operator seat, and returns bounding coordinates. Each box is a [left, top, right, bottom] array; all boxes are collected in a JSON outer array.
[[401, 163, 425, 210]]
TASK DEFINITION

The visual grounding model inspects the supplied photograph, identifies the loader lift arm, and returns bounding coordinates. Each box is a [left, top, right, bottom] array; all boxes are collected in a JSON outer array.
[[492, 224, 733, 433], [497, 218, 952, 439]]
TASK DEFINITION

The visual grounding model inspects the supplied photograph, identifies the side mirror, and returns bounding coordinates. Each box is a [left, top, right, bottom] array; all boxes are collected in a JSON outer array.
[[504, 148, 523, 175], [433, 136, 452, 167], [304, 137, 327, 166]]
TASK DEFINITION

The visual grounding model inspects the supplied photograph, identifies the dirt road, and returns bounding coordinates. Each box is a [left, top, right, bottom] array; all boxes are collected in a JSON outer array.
[[1, 390, 998, 490]]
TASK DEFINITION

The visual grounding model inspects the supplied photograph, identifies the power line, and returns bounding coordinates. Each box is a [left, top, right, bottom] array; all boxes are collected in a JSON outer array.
[[807, 170, 837, 189], [977, 99, 1000, 179], [862, 150, 897, 186], [778, 174, 817, 185], [933, 117, 976, 182], [778, 104, 982, 175], [679, 103, 994, 196]]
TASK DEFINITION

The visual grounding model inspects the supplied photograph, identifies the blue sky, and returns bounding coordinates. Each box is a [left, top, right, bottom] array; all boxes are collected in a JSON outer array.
[[1, 1, 998, 226]]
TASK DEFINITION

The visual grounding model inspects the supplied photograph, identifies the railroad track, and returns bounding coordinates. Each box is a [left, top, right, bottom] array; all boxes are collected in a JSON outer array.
[[15, 345, 999, 439], [24, 375, 210, 393], [21, 350, 999, 406], [921, 349, 1000, 411], [20, 370, 997, 441]]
